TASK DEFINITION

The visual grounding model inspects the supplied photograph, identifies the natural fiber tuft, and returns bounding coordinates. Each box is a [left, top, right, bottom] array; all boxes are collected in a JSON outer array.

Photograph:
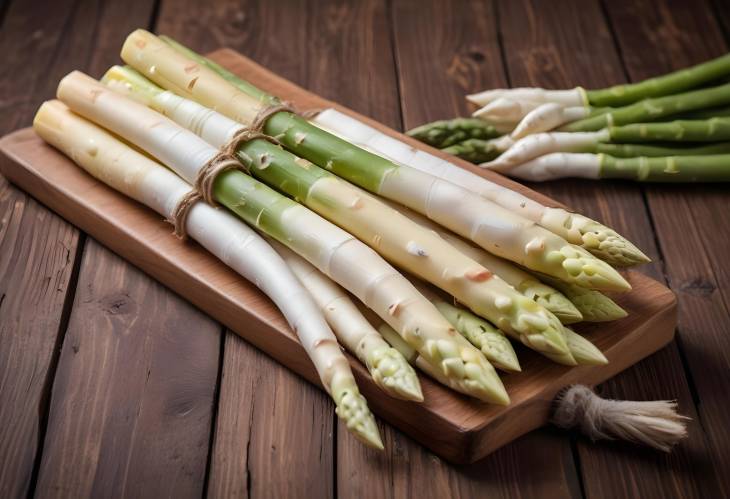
[[552, 385, 690, 452]]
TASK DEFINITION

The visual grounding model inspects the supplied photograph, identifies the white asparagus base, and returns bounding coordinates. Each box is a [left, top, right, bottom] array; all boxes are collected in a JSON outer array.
[[271, 240, 424, 402], [467, 87, 587, 108], [34, 100, 383, 449]]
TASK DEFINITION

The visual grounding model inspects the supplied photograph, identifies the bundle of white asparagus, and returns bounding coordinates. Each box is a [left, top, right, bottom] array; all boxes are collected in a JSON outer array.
[[29, 30, 660, 451]]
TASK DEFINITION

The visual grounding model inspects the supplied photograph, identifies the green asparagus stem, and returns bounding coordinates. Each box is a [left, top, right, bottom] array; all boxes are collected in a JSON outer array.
[[607, 117, 730, 143], [431, 299, 521, 372], [600, 153, 730, 182], [441, 137, 504, 163], [676, 104, 730, 120], [585, 53, 730, 107], [407, 118, 502, 148], [594, 141, 730, 157], [537, 274, 627, 322], [564, 83, 730, 132]]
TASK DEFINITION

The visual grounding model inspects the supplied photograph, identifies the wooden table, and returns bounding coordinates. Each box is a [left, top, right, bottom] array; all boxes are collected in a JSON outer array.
[[0, 1, 728, 497]]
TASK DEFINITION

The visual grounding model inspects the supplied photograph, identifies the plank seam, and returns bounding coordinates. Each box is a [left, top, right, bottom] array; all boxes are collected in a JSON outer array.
[[202, 326, 226, 499], [385, 0, 405, 131], [25, 232, 86, 499]]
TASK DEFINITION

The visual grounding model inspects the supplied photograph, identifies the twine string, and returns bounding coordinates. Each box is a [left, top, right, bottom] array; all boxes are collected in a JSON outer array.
[[168, 102, 321, 240]]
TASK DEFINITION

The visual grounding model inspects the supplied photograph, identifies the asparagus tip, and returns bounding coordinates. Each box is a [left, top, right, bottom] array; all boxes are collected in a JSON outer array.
[[334, 387, 384, 450], [369, 347, 424, 402], [565, 329, 609, 366]]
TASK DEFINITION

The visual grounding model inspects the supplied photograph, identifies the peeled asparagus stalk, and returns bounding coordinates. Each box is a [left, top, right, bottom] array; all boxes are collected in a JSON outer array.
[[308, 109, 647, 268], [104, 66, 575, 367], [503, 152, 730, 182], [536, 274, 627, 322], [34, 100, 383, 449], [150, 34, 644, 270], [59, 70, 508, 404], [270, 240, 423, 401], [386, 201, 583, 324]]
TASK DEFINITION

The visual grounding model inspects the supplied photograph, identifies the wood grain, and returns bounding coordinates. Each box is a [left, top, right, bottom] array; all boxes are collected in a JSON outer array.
[[494, 1, 719, 497], [34, 239, 220, 497], [0, 0, 156, 496], [603, 0, 730, 494], [207, 333, 334, 499], [389, 2, 580, 497], [157, 1, 335, 495], [0, 47, 676, 463]]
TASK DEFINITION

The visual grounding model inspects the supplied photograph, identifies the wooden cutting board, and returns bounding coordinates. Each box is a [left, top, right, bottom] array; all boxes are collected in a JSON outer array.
[[0, 49, 677, 464]]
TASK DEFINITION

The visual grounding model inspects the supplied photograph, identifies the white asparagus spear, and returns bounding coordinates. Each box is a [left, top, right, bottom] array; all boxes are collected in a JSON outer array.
[[511, 104, 592, 139], [34, 100, 383, 449], [472, 97, 542, 123], [484, 131, 610, 170], [102, 66, 577, 366], [393, 204, 583, 324], [502, 153, 603, 181], [269, 239, 423, 401], [58, 71, 508, 404], [311, 109, 648, 267]]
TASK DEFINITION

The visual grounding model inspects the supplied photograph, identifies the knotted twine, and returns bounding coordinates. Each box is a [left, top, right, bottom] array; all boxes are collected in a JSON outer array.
[[551, 385, 690, 452], [167, 126, 280, 239], [169, 101, 321, 239]]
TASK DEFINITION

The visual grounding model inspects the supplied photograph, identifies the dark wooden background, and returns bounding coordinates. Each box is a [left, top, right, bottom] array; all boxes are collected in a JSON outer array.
[[1, 0, 729, 497]]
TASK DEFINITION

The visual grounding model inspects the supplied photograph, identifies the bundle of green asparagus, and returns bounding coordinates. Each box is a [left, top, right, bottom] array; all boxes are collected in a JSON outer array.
[[30, 29, 656, 451], [409, 53, 730, 182]]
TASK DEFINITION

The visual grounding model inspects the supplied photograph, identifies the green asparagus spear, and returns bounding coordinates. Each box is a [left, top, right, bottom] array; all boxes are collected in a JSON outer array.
[[407, 118, 502, 148], [565, 83, 730, 132], [441, 137, 504, 163], [594, 141, 730, 157], [607, 117, 730, 143], [600, 154, 730, 182], [586, 53, 730, 107], [676, 103, 730, 120]]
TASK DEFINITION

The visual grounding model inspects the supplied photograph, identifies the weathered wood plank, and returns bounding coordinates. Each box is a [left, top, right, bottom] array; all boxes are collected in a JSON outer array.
[[389, 2, 580, 497], [0, 0, 155, 496], [156, 2, 335, 496], [207, 333, 334, 499], [34, 240, 220, 497], [496, 0, 720, 497], [603, 0, 730, 493]]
